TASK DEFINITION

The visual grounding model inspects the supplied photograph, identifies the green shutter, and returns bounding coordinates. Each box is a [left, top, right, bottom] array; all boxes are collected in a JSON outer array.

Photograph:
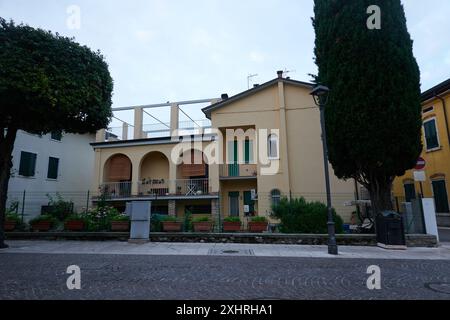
[[424, 120, 439, 149], [228, 140, 239, 176], [19, 151, 37, 177], [244, 139, 253, 164], [432, 180, 450, 213], [47, 157, 59, 179]]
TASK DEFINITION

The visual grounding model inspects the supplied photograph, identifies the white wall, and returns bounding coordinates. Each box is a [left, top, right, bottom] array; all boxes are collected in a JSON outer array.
[[7, 131, 95, 220]]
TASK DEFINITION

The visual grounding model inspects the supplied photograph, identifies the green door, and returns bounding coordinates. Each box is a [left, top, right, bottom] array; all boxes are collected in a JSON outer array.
[[243, 191, 255, 216], [228, 140, 239, 177], [229, 191, 240, 216], [432, 180, 450, 213]]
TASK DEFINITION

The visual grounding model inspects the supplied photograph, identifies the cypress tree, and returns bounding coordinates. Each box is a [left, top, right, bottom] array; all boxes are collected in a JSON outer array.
[[312, 0, 422, 216]]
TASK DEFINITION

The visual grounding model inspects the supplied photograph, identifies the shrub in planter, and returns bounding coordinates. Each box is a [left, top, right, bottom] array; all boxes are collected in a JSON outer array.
[[110, 214, 130, 232], [85, 205, 120, 231], [44, 193, 74, 222], [29, 215, 56, 232], [64, 213, 86, 231], [161, 216, 182, 232], [192, 216, 213, 232], [270, 197, 344, 234], [248, 216, 269, 233], [5, 212, 21, 231], [223, 216, 241, 232]]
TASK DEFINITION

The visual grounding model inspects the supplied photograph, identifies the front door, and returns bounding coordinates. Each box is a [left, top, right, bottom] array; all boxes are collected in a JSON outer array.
[[243, 191, 255, 216], [229, 191, 240, 217], [432, 180, 450, 213]]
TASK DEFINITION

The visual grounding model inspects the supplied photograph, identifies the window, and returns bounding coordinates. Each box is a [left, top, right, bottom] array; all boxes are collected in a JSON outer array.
[[47, 157, 59, 179], [422, 106, 434, 114], [19, 151, 37, 177], [271, 189, 281, 207], [268, 134, 279, 159], [244, 139, 254, 164], [51, 130, 62, 141], [423, 118, 439, 150], [403, 183, 416, 202], [432, 179, 450, 213], [229, 191, 240, 217]]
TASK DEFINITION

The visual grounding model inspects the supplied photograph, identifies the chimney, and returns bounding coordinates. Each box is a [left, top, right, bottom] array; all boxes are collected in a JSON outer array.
[[221, 93, 229, 100], [277, 70, 283, 79], [253, 84, 259, 88]]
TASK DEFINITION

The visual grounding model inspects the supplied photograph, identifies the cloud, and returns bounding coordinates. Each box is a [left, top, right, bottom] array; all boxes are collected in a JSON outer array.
[[134, 30, 156, 43]]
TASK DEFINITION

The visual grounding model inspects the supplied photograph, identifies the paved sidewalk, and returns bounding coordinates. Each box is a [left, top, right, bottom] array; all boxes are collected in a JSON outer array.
[[2, 240, 450, 260]]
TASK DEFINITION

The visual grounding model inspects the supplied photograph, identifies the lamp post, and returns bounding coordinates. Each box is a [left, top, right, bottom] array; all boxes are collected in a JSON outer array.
[[310, 85, 338, 255]]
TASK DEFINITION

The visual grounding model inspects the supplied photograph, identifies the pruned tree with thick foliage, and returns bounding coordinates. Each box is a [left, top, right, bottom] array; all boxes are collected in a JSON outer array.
[[312, 1, 422, 217], [0, 19, 113, 248]]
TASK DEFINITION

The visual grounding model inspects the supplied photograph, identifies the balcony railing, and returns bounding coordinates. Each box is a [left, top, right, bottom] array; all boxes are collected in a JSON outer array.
[[100, 181, 132, 198], [219, 164, 257, 178], [100, 179, 211, 198], [175, 179, 210, 196]]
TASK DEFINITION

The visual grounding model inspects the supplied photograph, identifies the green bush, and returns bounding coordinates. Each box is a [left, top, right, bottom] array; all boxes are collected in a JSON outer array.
[[251, 216, 268, 223], [6, 212, 21, 224], [29, 214, 57, 227], [85, 205, 119, 231], [45, 193, 74, 221], [161, 215, 178, 222], [271, 197, 344, 234], [150, 214, 166, 232], [64, 213, 86, 222], [223, 216, 241, 223], [111, 214, 130, 222], [183, 210, 192, 232], [192, 216, 210, 223]]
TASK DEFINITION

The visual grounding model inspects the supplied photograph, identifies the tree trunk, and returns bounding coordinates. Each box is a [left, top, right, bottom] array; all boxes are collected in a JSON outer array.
[[0, 127, 18, 249], [368, 178, 394, 220]]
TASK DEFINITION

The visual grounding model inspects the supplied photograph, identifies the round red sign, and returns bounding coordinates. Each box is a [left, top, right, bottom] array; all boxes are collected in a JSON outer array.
[[415, 157, 426, 170]]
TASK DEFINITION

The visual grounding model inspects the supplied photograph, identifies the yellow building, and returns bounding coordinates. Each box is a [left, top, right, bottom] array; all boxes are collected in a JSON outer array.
[[91, 71, 357, 229], [393, 78, 450, 227]]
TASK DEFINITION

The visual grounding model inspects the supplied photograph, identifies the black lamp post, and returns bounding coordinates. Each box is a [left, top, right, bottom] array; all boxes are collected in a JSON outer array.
[[310, 85, 338, 255]]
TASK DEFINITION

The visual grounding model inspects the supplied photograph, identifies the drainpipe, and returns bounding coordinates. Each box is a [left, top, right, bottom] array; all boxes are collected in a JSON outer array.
[[434, 92, 450, 146]]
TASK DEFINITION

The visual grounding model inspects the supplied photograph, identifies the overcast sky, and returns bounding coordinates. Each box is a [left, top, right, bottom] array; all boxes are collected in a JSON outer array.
[[1, 0, 449, 126]]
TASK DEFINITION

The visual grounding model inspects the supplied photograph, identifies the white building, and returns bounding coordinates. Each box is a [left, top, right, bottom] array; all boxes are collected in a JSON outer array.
[[7, 130, 95, 220]]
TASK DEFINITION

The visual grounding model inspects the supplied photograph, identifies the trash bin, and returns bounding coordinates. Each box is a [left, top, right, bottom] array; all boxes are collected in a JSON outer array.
[[376, 211, 406, 248]]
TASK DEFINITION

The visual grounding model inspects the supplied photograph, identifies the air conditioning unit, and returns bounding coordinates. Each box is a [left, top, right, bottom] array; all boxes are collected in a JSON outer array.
[[251, 189, 258, 200]]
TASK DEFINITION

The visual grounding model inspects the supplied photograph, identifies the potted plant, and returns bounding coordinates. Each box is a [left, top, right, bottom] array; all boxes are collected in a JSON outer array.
[[110, 214, 130, 232], [29, 215, 55, 232], [5, 212, 21, 231], [223, 216, 241, 232], [192, 216, 213, 232], [161, 216, 182, 232], [248, 216, 269, 233], [64, 213, 85, 231]]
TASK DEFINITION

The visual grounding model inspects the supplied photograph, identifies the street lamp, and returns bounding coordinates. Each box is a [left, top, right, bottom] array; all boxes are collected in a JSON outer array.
[[310, 85, 338, 255]]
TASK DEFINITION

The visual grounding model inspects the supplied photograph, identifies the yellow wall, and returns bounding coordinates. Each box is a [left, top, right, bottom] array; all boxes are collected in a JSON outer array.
[[393, 92, 450, 211]]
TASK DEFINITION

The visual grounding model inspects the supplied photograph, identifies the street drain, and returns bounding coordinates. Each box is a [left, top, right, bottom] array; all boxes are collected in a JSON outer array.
[[208, 248, 255, 256], [424, 282, 450, 295]]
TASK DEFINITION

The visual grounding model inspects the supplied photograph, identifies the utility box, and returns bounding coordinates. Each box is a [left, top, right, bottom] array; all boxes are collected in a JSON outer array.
[[129, 201, 151, 242], [376, 211, 406, 249]]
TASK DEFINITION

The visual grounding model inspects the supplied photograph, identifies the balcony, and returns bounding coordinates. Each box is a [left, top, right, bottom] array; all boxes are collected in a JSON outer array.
[[99, 178, 213, 200], [219, 164, 257, 179]]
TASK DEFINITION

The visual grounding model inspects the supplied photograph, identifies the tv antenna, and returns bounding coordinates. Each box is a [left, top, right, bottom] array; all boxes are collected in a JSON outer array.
[[283, 69, 296, 78], [247, 73, 258, 89]]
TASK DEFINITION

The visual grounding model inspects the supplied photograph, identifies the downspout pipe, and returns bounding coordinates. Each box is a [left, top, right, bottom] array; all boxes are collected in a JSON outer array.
[[434, 92, 450, 146]]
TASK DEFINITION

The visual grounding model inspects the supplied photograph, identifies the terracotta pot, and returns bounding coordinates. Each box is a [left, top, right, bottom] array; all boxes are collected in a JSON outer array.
[[193, 221, 213, 232], [111, 221, 130, 232], [223, 221, 241, 232], [5, 220, 17, 231], [248, 222, 268, 233], [31, 221, 51, 232], [64, 220, 84, 231], [162, 221, 182, 232]]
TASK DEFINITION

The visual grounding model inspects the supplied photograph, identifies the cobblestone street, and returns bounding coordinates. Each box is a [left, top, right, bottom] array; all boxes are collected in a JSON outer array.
[[1, 252, 450, 300]]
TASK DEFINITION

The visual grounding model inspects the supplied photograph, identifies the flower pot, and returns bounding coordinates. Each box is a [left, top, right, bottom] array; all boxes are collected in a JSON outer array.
[[162, 221, 182, 232], [223, 221, 241, 232], [111, 221, 130, 232], [193, 221, 213, 232], [5, 220, 17, 231], [31, 221, 51, 232], [248, 222, 268, 233], [64, 220, 84, 231]]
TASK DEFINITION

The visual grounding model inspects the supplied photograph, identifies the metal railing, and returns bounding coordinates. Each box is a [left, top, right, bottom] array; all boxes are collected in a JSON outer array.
[[101, 181, 132, 198], [138, 179, 170, 196], [219, 164, 258, 178], [175, 179, 210, 196]]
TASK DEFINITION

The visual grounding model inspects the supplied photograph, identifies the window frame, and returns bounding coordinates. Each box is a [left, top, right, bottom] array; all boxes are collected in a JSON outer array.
[[431, 178, 450, 213], [423, 117, 440, 151], [50, 130, 63, 142], [270, 189, 281, 207]]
